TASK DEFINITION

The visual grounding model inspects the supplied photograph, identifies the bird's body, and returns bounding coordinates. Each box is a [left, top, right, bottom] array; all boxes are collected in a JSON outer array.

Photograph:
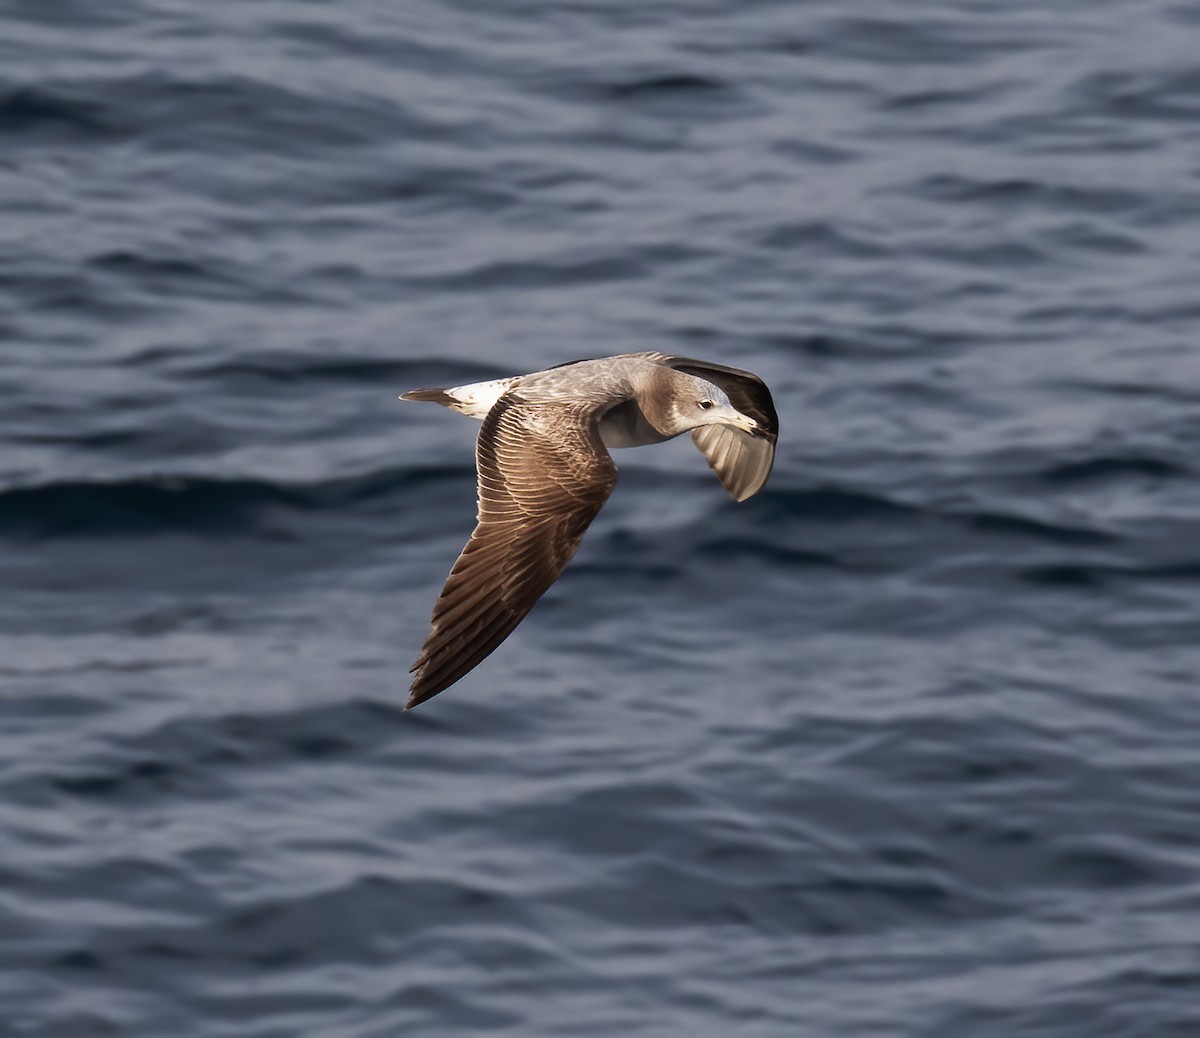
[[400, 352, 778, 708]]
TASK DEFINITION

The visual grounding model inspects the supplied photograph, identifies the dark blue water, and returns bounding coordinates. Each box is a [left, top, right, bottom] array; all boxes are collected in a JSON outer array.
[[3, 1, 1200, 1034]]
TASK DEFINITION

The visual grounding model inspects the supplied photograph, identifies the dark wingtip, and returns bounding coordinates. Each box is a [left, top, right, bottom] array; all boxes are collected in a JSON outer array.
[[400, 388, 453, 405], [405, 678, 442, 710], [405, 672, 425, 710]]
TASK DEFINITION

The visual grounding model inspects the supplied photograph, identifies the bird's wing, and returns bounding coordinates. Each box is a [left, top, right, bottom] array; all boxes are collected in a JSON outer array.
[[688, 424, 775, 502], [407, 395, 617, 708], [663, 356, 778, 502]]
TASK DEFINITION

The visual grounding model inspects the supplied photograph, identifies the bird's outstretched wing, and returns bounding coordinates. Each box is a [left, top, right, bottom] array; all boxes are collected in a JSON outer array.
[[407, 394, 617, 708], [664, 355, 779, 501]]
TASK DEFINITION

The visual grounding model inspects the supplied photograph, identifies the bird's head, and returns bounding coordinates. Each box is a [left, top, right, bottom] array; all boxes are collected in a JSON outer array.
[[666, 374, 763, 438]]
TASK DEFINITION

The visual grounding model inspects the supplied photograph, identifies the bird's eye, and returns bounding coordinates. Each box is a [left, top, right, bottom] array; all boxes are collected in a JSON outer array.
[[698, 399, 714, 410]]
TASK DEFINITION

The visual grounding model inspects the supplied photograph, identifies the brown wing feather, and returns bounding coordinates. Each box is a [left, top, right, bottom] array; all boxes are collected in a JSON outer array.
[[406, 395, 617, 708]]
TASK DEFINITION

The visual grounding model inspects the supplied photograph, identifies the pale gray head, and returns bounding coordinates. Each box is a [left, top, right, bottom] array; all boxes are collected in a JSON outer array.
[[650, 370, 762, 438]]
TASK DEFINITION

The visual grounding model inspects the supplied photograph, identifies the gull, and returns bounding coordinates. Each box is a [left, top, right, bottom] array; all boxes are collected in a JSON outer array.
[[399, 352, 778, 708]]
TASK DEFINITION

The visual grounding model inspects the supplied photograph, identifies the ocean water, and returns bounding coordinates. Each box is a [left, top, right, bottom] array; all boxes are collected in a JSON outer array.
[[2, 0, 1199, 1035]]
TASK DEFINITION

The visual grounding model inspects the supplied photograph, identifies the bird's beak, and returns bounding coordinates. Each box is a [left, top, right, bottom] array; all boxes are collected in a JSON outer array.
[[728, 411, 762, 437]]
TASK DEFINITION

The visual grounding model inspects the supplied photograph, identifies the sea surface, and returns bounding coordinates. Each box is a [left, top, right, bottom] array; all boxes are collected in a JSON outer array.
[[2, 1, 1199, 1035]]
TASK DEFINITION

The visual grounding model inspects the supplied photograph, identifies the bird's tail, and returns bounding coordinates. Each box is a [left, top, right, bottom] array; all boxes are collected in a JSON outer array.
[[399, 377, 518, 419], [400, 388, 455, 406]]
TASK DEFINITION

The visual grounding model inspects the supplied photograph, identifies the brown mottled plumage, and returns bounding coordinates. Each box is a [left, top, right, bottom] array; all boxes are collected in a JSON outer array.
[[400, 353, 777, 708]]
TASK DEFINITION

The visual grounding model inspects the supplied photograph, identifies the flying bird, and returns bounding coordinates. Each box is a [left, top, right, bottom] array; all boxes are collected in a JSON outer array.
[[400, 352, 778, 708]]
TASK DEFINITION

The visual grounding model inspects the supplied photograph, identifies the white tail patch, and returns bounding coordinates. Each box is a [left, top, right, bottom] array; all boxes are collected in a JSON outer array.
[[443, 377, 519, 419]]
